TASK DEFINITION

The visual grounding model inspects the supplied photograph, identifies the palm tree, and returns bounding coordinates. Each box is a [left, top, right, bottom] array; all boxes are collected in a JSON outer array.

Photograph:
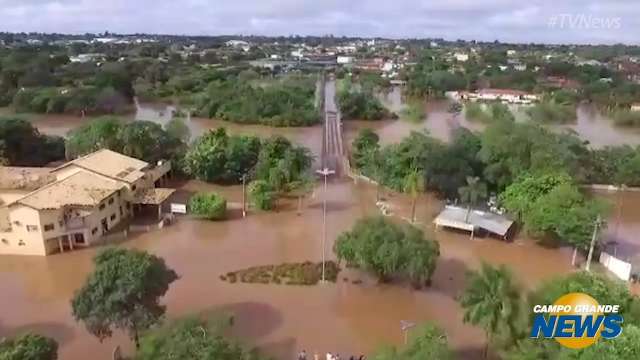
[[458, 176, 488, 223], [403, 168, 425, 224], [460, 263, 521, 359]]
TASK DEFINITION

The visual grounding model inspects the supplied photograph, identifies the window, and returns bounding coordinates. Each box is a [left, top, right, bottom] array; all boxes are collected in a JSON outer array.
[[131, 185, 137, 191], [26, 225, 38, 232], [99, 203, 106, 210], [108, 198, 114, 205], [58, 220, 63, 227], [1, 239, 8, 245], [92, 227, 98, 235], [18, 239, 25, 246], [119, 206, 123, 216], [110, 214, 116, 221], [44, 223, 55, 232]]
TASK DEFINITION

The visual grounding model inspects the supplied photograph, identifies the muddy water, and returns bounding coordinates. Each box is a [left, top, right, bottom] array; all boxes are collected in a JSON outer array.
[[25, 103, 323, 166], [362, 87, 640, 148], [0, 179, 580, 360], [595, 190, 640, 262]]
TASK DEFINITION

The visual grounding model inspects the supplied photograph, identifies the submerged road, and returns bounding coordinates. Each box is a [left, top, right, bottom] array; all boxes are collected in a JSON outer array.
[[321, 77, 346, 176]]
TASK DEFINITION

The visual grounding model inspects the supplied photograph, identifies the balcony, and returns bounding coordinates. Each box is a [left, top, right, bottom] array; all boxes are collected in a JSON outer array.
[[65, 217, 87, 231]]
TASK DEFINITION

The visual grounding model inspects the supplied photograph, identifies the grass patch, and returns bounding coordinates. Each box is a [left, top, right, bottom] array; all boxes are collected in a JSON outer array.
[[222, 261, 341, 286]]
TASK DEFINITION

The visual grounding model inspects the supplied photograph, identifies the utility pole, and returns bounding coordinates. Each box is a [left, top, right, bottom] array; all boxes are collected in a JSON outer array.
[[316, 167, 335, 282], [585, 215, 602, 272], [241, 174, 247, 218]]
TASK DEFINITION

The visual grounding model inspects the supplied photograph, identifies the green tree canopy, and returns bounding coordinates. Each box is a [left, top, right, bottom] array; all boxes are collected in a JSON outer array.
[[71, 248, 178, 348], [136, 317, 266, 360], [189, 192, 227, 220], [0, 333, 58, 360], [460, 263, 521, 356], [371, 323, 453, 360], [334, 216, 439, 288], [0, 116, 65, 166]]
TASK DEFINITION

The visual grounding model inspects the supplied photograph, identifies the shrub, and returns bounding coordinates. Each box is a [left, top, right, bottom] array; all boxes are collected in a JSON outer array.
[[189, 192, 227, 220], [248, 180, 276, 210]]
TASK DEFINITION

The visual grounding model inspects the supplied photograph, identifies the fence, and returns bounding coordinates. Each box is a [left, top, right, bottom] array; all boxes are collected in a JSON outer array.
[[599, 252, 632, 281]]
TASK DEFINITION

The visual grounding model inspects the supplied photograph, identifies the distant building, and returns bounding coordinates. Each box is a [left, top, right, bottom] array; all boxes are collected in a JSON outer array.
[[93, 37, 118, 44], [507, 49, 517, 57], [337, 56, 354, 65], [631, 103, 640, 112], [69, 53, 105, 63], [454, 52, 469, 62], [513, 63, 527, 71], [0, 149, 173, 256], [448, 89, 540, 105]]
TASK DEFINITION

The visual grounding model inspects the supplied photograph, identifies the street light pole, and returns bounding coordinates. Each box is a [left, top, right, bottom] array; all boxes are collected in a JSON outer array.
[[585, 215, 602, 272], [316, 167, 335, 282], [241, 174, 247, 218]]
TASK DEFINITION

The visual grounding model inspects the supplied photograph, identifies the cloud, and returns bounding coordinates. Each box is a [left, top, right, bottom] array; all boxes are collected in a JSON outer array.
[[0, 0, 637, 44]]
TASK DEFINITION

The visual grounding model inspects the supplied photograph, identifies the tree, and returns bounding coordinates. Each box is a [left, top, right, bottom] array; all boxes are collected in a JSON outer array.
[[351, 128, 380, 170], [403, 168, 425, 224], [0, 333, 58, 360], [189, 192, 227, 220], [0, 117, 65, 166], [529, 272, 636, 319], [525, 183, 606, 255], [165, 117, 191, 143], [334, 216, 439, 286], [572, 324, 640, 359], [136, 317, 266, 360], [248, 180, 276, 211], [71, 248, 178, 348], [460, 263, 521, 359], [65, 116, 123, 158], [458, 176, 487, 222], [499, 173, 573, 221], [371, 323, 453, 360], [183, 128, 260, 183], [118, 121, 185, 164]]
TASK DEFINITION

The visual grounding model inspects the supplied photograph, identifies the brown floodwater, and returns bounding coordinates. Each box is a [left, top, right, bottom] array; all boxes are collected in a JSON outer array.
[[0, 178, 583, 360], [24, 103, 323, 167], [2, 93, 640, 359], [595, 190, 640, 263], [361, 87, 640, 148]]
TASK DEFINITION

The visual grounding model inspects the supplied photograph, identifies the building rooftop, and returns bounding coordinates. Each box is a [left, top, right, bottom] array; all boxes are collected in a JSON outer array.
[[54, 149, 149, 184], [434, 205, 514, 238], [0, 167, 55, 190], [14, 171, 123, 210], [132, 188, 176, 205]]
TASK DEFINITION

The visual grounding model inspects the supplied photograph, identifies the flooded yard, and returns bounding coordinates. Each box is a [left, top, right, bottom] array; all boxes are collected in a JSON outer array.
[[0, 179, 580, 360]]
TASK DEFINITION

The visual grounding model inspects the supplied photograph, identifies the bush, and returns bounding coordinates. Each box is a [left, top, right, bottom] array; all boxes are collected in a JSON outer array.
[[338, 89, 388, 120], [189, 192, 227, 220], [526, 101, 576, 124], [334, 216, 439, 287], [248, 180, 276, 210]]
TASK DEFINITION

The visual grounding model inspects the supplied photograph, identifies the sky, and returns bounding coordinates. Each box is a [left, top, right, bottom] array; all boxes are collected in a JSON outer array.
[[0, 0, 639, 45]]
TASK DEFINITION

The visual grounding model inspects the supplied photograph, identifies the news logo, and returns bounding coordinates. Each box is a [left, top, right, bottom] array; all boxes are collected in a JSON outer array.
[[530, 292, 623, 349]]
